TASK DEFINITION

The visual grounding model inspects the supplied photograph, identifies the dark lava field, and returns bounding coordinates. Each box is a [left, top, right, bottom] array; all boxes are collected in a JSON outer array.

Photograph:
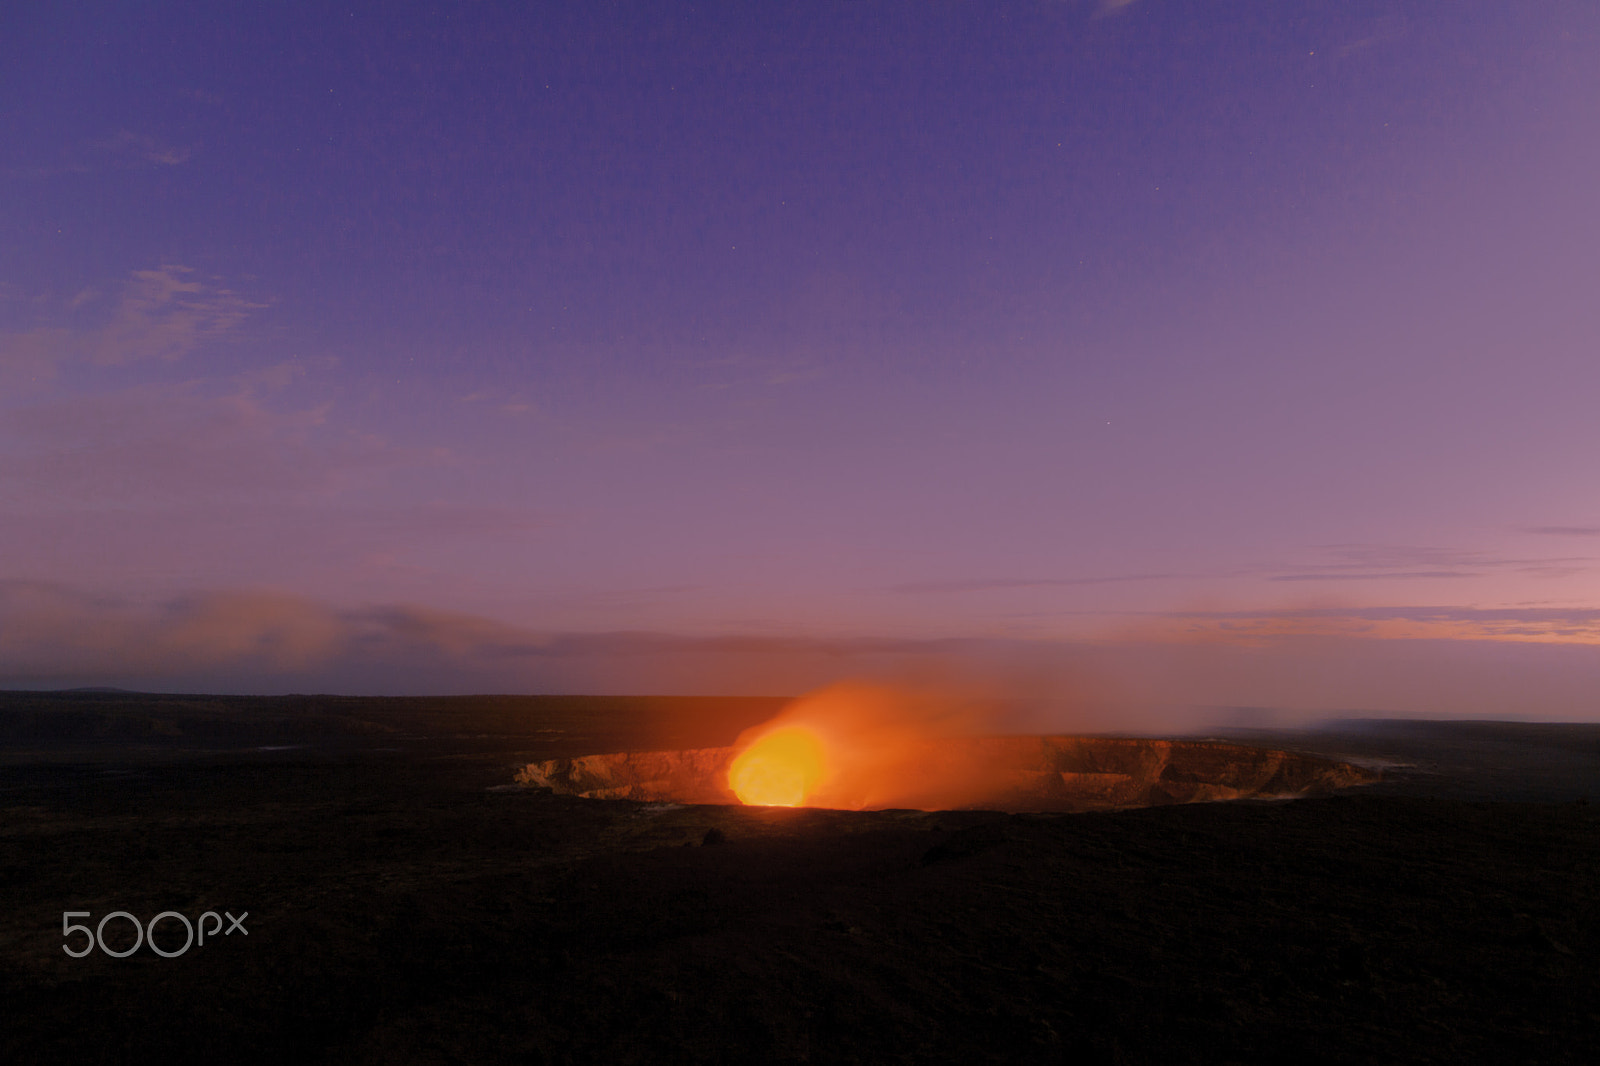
[[2, 690, 1597, 1064]]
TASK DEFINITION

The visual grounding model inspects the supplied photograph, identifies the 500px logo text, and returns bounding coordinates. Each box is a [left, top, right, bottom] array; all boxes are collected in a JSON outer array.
[[62, 910, 248, 958]]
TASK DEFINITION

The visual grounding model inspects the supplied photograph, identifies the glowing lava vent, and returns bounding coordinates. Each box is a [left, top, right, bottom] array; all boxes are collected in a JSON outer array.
[[727, 726, 828, 806]]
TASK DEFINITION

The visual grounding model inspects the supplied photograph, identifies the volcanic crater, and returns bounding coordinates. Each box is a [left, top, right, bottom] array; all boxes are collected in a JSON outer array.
[[517, 735, 1379, 812]]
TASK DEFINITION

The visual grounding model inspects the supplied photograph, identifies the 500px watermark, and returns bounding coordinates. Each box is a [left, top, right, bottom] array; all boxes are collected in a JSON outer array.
[[62, 910, 248, 958]]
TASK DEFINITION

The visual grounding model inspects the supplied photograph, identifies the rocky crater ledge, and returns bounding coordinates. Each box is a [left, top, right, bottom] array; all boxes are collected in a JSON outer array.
[[516, 736, 1379, 813]]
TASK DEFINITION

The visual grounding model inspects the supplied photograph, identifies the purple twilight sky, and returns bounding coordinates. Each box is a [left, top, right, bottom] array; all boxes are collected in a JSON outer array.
[[3, 1, 1599, 717]]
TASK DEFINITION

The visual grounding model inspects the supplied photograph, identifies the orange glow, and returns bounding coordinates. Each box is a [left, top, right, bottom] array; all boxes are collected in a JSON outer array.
[[728, 725, 828, 806], [724, 682, 1010, 810]]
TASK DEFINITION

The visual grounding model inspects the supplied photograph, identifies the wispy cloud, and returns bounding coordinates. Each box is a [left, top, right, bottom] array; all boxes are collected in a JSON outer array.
[[7, 130, 193, 178], [0, 375, 542, 593], [1270, 570, 1476, 582], [689, 351, 822, 392], [1154, 605, 1600, 646], [889, 573, 1183, 594], [95, 130, 192, 167], [1331, 13, 1409, 60], [1094, 0, 1141, 16], [0, 383, 353, 506], [895, 548, 1594, 596], [0, 584, 969, 695], [0, 265, 263, 381], [1261, 544, 1592, 583], [456, 389, 540, 417], [0, 583, 358, 682], [1528, 526, 1600, 538], [8, 584, 1600, 722], [78, 265, 261, 364]]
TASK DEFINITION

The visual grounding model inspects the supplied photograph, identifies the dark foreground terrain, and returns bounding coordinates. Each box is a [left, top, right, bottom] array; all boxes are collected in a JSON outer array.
[[2, 691, 1597, 1064]]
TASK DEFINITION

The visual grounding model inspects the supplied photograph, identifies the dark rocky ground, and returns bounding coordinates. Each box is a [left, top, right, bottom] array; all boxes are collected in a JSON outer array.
[[2, 690, 1597, 1064]]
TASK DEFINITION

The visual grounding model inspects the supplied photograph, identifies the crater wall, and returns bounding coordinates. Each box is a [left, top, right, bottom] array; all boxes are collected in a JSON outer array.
[[517, 736, 1378, 812]]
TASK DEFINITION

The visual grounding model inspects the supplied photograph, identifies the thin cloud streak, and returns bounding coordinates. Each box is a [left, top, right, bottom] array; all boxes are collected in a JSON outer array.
[[1179, 606, 1600, 623], [890, 574, 1185, 594], [1260, 544, 1593, 583], [1151, 605, 1600, 645], [1268, 570, 1477, 582]]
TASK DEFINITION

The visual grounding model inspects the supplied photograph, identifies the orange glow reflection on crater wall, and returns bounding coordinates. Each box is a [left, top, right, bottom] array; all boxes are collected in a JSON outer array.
[[728, 726, 828, 807]]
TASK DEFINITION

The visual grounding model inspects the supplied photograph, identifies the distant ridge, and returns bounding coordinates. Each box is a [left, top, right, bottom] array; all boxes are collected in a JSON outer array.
[[56, 686, 138, 694]]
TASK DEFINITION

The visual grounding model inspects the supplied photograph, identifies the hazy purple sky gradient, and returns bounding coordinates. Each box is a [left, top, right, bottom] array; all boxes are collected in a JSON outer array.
[[3, 2, 1599, 712]]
